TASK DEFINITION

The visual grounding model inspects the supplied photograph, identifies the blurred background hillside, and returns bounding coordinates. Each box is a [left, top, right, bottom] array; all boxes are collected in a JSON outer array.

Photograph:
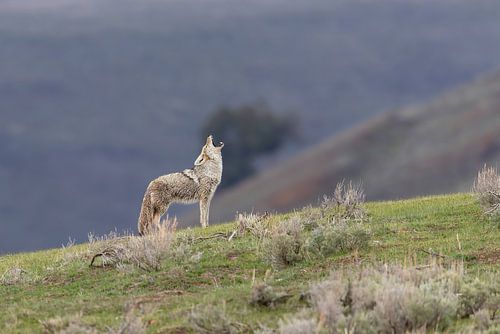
[[1, 0, 500, 253]]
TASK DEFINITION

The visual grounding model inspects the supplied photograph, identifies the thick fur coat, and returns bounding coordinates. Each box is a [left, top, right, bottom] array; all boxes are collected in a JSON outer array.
[[138, 135, 223, 234]]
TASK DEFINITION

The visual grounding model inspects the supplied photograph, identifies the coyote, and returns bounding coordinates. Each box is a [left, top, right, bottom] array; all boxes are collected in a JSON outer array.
[[138, 135, 224, 234]]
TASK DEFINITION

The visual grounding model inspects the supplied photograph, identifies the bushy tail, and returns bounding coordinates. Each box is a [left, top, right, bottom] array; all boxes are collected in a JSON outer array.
[[138, 191, 153, 235]]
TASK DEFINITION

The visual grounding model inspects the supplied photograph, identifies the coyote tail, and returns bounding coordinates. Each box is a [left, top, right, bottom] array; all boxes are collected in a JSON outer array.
[[138, 192, 153, 235]]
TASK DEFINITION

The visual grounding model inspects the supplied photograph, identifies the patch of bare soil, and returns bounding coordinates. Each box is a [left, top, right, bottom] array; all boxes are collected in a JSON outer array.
[[473, 248, 500, 264]]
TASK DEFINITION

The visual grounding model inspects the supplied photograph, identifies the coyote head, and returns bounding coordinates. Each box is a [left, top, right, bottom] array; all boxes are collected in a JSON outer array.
[[194, 135, 224, 166]]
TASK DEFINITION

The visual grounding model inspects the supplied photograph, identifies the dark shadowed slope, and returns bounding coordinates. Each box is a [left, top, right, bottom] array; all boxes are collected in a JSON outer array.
[[188, 72, 500, 225]]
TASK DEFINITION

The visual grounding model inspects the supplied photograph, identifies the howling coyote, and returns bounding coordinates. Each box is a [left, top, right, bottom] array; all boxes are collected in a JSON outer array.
[[138, 135, 224, 234]]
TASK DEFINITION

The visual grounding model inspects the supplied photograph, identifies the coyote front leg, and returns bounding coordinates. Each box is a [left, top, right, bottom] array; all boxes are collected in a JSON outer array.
[[199, 197, 211, 228]]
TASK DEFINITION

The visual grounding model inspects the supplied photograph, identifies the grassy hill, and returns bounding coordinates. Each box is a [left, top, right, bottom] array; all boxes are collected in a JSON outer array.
[[4, 0, 500, 253], [1, 193, 499, 333], [193, 72, 500, 226]]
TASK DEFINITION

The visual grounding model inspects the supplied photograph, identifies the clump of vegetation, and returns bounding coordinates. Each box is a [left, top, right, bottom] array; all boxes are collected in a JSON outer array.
[[89, 218, 177, 271], [458, 274, 499, 319], [41, 303, 148, 334], [236, 212, 270, 240], [250, 282, 292, 308], [109, 302, 147, 334], [276, 263, 499, 334], [321, 180, 367, 221], [473, 165, 500, 221], [188, 303, 244, 334], [306, 219, 371, 257], [307, 181, 371, 257], [41, 313, 97, 334], [261, 217, 305, 269], [277, 315, 317, 334], [0, 267, 28, 285], [259, 181, 370, 269]]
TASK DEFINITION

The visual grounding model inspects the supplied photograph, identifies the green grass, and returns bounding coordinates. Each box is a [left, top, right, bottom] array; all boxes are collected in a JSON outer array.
[[1, 193, 499, 333]]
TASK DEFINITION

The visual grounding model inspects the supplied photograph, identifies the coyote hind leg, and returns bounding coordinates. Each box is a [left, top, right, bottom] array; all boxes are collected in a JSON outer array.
[[151, 203, 169, 232]]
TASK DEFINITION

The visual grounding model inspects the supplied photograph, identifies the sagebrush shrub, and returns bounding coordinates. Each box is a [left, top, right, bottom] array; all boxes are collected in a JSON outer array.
[[322, 181, 366, 221], [0, 267, 28, 285], [473, 165, 500, 218], [458, 277, 498, 318], [41, 313, 97, 334], [473, 308, 493, 331], [89, 218, 177, 271], [306, 218, 371, 257], [278, 316, 317, 334], [305, 264, 470, 333], [109, 302, 147, 334], [250, 282, 292, 308], [236, 212, 269, 240], [261, 217, 305, 269], [305, 181, 371, 258], [188, 304, 240, 334]]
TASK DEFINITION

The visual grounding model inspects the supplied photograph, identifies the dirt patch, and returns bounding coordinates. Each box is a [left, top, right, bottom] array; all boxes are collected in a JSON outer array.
[[226, 250, 241, 261], [473, 248, 500, 264], [131, 290, 186, 307]]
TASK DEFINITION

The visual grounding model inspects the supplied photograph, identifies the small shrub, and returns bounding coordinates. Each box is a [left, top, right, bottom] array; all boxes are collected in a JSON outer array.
[[109, 302, 147, 334], [306, 219, 371, 257], [278, 315, 317, 334], [236, 212, 270, 240], [473, 165, 500, 217], [0, 267, 28, 285], [41, 313, 97, 334], [473, 309, 493, 331], [90, 218, 177, 271], [459, 277, 498, 318], [261, 217, 305, 269], [188, 303, 241, 334], [250, 282, 292, 308], [322, 181, 366, 221], [305, 264, 466, 333]]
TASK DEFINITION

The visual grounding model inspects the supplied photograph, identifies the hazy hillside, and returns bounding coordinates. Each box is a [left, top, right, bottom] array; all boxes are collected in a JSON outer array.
[[3, 0, 500, 253], [194, 72, 500, 225]]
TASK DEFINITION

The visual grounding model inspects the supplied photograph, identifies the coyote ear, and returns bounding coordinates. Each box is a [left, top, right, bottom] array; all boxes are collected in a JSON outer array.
[[194, 152, 208, 166]]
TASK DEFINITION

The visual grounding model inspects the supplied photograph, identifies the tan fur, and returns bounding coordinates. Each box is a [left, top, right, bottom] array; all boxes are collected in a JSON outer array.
[[138, 135, 224, 235]]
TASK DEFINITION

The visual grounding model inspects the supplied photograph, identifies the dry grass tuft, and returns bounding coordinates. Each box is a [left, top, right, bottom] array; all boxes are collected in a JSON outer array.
[[322, 180, 366, 221], [89, 218, 177, 271], [473, 165, 500, 217], [278, 315, 317, 334], [236, 212, 270, 240], [41, 302, 148, 334], [188, 303, 245, 334], [40, 313, 97, 334], [0, 267, 28, 285]]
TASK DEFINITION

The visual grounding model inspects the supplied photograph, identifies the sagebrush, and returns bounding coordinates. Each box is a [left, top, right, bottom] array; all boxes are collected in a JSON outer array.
[[261, 217, 305, 269], [188, 303, 243, 334], [277, 262, 499, 334], [321, 180, 367, 221], [89, 218, 177, 271]]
